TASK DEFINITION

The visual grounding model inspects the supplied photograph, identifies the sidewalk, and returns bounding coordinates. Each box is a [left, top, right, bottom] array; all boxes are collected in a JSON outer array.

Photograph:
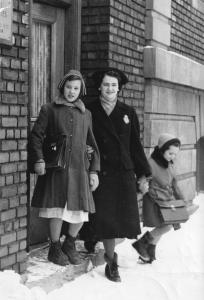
[[24, 240, 105, 292]]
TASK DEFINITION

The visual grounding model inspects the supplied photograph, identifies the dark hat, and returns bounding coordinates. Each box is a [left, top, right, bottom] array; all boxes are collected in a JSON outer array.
[[92, 67, 128, 89], [58, 69, 86, 96]]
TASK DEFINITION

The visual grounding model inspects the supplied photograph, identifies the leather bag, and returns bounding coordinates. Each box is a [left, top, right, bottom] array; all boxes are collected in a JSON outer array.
[[155, 199, 189, 224], [43, 135, 67, 170]]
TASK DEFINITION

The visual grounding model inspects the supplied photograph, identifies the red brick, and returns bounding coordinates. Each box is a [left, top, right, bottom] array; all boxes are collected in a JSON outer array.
[[0, 246, 8, 258], [0, 254, 16, 268], [8, 242, 19, 254], [2, 140, 17, 151], [1, 232, 16, 245], [0, 199, 9, 211], [1, 185, 17, 198], [0, 209, 16, 222]]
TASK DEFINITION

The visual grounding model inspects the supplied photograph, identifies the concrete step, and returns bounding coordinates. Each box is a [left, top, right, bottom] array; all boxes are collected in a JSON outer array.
[[23, 240, 105, 293]]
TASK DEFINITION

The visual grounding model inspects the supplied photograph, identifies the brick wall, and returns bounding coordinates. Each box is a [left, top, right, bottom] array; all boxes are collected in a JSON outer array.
[[81, 0, 146, 133], [0, 0, 29, 273], [171, 0, 204, 64]]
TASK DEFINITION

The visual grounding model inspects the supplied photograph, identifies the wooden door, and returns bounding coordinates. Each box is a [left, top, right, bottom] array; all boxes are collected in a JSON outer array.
[[29, 2, 65, 246]]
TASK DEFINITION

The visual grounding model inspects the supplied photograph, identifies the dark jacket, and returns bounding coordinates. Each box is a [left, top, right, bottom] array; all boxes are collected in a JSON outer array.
[[28, 98, 100, 213], [81, 99, 151, 239], [86, 99, 151, 178]]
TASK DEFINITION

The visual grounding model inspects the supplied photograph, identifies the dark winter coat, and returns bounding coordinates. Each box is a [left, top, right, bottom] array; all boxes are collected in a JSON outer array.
[[81, 99, 151, 239], [28, 98, 100, 213], [143, 153, 184, 227]]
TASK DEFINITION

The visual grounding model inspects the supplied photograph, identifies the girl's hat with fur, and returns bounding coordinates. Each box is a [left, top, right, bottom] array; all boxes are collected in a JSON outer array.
[[92, 67, 128, 89], [58, 69, 86, 96], [158, 133, 181, 150]]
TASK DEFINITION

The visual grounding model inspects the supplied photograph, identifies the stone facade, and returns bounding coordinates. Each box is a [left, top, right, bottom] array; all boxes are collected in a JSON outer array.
[[0, 0, 29, 273]]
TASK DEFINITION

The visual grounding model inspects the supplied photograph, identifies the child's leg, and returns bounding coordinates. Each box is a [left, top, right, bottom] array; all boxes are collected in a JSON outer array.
[[62, 222, 84, 265], [48, 218, 69, 266], [150, 224, 172, 244], [49, 218, 63, 242], [68, 222, 83, 238]]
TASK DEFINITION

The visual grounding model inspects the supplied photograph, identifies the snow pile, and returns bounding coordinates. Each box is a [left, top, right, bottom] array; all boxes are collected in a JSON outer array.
[[0, 194, 203, 300], [0, 270, 46, 300]]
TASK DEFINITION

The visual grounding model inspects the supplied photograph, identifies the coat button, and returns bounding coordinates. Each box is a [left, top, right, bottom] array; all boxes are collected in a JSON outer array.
[[102, 171, 107, 176]]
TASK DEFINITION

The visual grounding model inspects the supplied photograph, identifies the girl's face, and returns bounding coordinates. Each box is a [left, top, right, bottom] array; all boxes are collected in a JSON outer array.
[[163, 145, 180, 162], [63, 79, 81, 102], [100, 75, 119, 102]]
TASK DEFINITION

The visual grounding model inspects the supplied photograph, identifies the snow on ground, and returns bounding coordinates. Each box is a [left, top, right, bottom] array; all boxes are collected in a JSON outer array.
[[1, 193, 204, 300]]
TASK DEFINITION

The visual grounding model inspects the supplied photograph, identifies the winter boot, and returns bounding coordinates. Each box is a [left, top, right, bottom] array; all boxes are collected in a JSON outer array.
[[104, 252, 121, 282], [147, 244, 156, 263], [84, 240, 98, 253], [48, 240, 69, 266], [132, 231, 153, 263], [62, 234, 82, 265]]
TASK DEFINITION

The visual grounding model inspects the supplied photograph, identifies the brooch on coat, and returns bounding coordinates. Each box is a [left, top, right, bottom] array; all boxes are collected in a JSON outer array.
[[123, 114, 130, 124]]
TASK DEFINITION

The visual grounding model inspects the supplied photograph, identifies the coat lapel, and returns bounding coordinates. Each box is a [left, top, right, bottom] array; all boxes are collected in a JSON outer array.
[[92, 100, 120, 141]]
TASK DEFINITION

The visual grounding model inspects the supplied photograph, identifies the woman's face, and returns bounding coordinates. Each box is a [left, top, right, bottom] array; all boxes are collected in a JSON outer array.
[[63, 79, 81, 102], [163, 145, 180, 162], [100, 75, 119, 102]]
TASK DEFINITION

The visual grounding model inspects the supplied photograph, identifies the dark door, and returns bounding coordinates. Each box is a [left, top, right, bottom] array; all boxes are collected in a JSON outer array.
[[29, 2, 65, 246]]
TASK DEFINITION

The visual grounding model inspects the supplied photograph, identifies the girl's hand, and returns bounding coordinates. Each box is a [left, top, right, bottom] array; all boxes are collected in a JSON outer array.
[[138, 176, 149, 194], [34, 160, 46, 175], [86, 145, 94, 160], [89, 173, 99, 191]]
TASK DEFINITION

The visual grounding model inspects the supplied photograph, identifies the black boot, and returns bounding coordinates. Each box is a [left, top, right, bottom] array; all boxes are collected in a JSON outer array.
[[132, 231, 153, 263], [84, 240, 98, 253], [62, 235, 82, 265], [104, 252, 121, 282], [48, 240, 69, 266], [147, 244, 156, 262]]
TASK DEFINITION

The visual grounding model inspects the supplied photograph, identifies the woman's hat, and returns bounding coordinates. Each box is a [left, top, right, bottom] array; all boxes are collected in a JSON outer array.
[[58, 69, 86, 96], [158, 133, 181, 150], [91, 67, 128, 89]]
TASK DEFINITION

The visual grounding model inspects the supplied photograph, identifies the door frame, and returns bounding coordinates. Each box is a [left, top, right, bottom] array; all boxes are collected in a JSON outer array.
[[27, 0, 82, 250]]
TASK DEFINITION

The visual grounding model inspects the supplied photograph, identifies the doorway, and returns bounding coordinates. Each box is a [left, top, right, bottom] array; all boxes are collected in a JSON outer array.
[[28, 0, 81, 247]]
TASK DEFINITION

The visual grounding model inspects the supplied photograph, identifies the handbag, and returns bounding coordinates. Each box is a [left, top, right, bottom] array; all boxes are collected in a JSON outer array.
[[43, 135, 67, 170], [155, 199, 189, 224]]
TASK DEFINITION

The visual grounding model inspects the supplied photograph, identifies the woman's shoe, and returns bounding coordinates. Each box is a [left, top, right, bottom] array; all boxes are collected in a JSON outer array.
[[104, 252, 121, 282]]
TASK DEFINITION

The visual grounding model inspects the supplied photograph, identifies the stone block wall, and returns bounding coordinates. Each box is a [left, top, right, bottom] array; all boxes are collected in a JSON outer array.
[[144, 0, 204, 199], [0, 0, 29, 273]]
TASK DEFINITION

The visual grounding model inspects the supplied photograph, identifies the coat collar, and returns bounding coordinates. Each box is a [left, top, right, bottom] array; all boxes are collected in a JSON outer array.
[[91, 99, 128, 141], [53, 96, 86, 113]]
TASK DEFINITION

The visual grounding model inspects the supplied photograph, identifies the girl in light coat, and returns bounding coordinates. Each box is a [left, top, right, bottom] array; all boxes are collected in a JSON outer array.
[[28, 70, 100, 266]]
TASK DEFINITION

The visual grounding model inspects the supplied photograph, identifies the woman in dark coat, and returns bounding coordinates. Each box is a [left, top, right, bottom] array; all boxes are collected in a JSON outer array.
[[28, 70, 100, 266], [81, 68, 151, 282]]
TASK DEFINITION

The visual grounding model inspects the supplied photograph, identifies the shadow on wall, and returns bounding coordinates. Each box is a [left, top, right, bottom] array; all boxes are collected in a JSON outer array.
[[197, 136, 204, 192]]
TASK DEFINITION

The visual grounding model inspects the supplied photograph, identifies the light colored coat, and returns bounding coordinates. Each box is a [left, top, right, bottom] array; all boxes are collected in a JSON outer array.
[[28, 98, 100, 213]]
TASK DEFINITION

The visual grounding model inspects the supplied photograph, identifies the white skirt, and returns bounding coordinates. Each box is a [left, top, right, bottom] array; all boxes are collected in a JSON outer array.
[[39, 203, 89, 223]]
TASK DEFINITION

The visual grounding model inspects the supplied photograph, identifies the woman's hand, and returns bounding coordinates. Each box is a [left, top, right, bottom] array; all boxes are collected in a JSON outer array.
[[34, 160, 46, 175], [86, 145, 94, 160], [89, 172, 99, 191], [138, 176, 149, 194]]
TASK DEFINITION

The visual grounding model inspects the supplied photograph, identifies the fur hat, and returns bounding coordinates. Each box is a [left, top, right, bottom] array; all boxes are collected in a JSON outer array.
[[58, 69, 86, 96], [158, 133, 181, 150], [92, 67, 128, 90]]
